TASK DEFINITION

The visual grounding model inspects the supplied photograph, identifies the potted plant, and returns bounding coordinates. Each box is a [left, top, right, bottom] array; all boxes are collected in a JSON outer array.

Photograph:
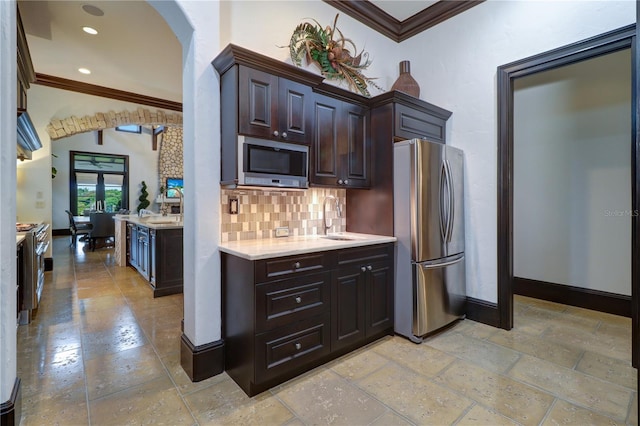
[[137, 181, 150, 212]]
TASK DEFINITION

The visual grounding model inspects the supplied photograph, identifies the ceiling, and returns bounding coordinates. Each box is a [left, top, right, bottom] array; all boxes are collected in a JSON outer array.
[[370, 1, 440, 21], [18, 0, 182, 103], [18, 1, 481, 109]]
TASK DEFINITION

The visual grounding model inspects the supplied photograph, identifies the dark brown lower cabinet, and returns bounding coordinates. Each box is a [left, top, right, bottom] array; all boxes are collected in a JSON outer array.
[[222, 243, 394, 396], [127, 223, 183, 297]]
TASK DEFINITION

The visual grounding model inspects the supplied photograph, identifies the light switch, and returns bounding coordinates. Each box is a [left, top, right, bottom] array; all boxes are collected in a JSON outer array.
[[229, 197, 239, 214]]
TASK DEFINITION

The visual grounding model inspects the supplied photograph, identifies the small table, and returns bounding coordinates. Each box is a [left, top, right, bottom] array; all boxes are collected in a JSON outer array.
[[74, 216, 90, 224]]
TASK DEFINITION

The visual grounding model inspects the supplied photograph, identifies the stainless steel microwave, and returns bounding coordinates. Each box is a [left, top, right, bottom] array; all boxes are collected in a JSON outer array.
[[237, 136, 309, 189]]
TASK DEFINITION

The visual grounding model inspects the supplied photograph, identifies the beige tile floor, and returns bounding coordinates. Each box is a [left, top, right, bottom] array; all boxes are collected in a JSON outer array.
[[17, 236, 638, 425]]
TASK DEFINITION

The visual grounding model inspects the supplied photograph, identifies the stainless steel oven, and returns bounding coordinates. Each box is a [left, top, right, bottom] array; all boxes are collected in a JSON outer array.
[[18, 222, 49, 324]]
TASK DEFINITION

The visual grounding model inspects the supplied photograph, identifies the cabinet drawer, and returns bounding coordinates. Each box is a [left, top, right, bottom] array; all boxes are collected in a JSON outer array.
[[337, 244, 393, 268], [394, 104, 446, 142], [256, 272, 331, 333], [255, 253, 330, 282], [255, 313, 330, 383]]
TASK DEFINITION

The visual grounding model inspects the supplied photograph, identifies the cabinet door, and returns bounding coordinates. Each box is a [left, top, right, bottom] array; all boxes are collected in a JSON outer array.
[[128, 224, 138, 268], [238, 67, 278, 139], [332, 266, 366, 351], [149, 229, 156, 286], [137, 227, 149, 280], [341, 103, 369, 188], [278, 79, 312, 144], [394, 103, 446, 143], [311, 94, 341, 186], [365, 260, 394, 337]]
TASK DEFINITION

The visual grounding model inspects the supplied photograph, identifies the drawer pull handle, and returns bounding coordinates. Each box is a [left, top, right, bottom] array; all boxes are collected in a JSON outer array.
[[295, 342, 302, 350], [361, 266, 366, 272], [295, 296, 302, 304], [293, 262, 301, 269], [367, 265, 372, 271]]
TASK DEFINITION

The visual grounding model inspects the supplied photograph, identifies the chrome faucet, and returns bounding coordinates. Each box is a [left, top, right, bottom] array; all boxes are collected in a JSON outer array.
[[173, 188, 184, 222], [323, 195, 342, 235]]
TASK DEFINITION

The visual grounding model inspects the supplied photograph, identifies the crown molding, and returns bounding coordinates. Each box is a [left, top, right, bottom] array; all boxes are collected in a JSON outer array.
[[323, 0, 485, 43], [34, 73, 183, 112]]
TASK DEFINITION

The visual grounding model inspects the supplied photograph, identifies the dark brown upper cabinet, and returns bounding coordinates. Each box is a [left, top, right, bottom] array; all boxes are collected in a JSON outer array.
[[311, 94, 369, 188], [239, 67, 313, 145]]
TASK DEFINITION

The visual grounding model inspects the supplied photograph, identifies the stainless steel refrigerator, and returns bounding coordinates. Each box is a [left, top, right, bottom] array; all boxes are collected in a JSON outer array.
[[394, 138, 466, 343]]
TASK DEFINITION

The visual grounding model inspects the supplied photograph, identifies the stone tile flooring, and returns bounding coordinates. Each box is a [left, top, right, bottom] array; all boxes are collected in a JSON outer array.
[[17, 236, 638, 425]]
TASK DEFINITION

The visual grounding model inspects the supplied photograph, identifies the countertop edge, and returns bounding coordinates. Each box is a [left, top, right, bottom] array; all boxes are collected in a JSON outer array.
[[219, 235, 397, 261], [115, 215, 183, 230]]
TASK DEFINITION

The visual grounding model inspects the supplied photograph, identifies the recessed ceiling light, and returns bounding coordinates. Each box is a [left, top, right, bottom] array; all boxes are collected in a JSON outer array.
[[82, 26, 98, 35], [78, 68, 91, 75], [82, 4, 104, 17]]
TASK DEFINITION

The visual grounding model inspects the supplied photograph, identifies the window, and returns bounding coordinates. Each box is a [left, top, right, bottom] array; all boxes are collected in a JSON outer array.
[[115, 124, 141, 134], [70, 151, 129, 215]]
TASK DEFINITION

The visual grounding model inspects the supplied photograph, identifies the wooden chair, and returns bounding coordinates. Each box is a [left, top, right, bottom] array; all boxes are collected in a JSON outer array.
[[88, 212, 116, 251], [65, 210, 93, 247]]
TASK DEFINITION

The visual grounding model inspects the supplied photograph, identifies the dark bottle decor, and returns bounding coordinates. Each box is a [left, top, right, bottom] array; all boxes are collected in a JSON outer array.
[[391, 60, 420, 98]]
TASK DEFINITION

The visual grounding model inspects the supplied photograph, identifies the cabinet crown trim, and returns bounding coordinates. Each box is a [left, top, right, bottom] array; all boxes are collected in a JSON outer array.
[[213, 44, 325, 87], [370, 91, 452, 120]]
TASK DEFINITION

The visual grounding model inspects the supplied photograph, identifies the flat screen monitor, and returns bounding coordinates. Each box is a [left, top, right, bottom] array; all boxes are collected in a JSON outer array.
[[166, 177, 183, 198]]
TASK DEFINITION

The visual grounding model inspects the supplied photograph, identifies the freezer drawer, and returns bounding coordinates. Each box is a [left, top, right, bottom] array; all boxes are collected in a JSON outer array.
[[413, 254, 466, 337]]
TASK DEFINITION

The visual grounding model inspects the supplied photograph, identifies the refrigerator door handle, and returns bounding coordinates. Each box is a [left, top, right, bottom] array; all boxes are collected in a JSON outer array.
[[446, 159, 455, 243], [439, 162, 447, 243], [419, 253, 464, 269]]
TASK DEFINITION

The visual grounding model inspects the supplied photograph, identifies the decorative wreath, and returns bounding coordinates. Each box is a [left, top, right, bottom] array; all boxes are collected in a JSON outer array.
[[286, 14, 382, 97]]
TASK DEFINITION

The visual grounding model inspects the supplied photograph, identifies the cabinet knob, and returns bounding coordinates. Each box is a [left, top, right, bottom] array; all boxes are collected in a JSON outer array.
[[367, 265, 372, 271], [295, 342, 302, 350], [273, 130, 279, 137], [343, 179, 349, 185], [361, 266, 366, 272], [338, 179, 344, 185], [295, 296, 302, 304], [293, 262, 301, 269], [281, 132, 287, 139]]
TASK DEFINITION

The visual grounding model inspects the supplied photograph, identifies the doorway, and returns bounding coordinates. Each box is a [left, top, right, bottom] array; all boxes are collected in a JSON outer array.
[[496, 24, 639, 367], [69, 151, 129, 215], [513, 49, 632, 314]]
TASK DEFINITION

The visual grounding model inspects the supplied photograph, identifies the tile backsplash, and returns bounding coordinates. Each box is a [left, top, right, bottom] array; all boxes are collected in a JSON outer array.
[[220, 188, 346, 242]]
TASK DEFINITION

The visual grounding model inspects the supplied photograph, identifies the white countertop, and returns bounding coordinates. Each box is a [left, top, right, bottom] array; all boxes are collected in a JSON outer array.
[[116, 214, 183, 230], [219, 232, 396, 260]]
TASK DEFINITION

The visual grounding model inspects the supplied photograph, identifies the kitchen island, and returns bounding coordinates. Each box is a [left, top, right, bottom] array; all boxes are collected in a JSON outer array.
[[114, 214, 183, 297], [219, 232, 397, 396]]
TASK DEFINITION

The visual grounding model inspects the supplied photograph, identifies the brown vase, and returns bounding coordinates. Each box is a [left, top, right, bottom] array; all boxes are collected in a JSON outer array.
[[390, 60, 420, 98]]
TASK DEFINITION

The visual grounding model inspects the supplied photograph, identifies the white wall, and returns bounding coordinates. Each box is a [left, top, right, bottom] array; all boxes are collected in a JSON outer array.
[[399, 0, 635, 302], [514, 49, 631, 295], [220, 0, 401, 95]]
